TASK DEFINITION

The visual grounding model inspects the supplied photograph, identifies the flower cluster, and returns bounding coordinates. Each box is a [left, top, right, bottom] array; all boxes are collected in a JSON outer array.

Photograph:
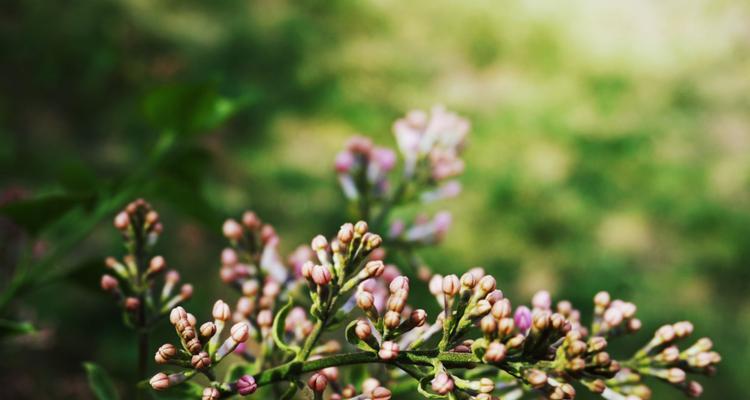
[[101, 199, 192, 332], [142, 220, 719, 399], [334, 106, 468, 267], [101, 107, 720, 400], [149, 301, 253, 398]]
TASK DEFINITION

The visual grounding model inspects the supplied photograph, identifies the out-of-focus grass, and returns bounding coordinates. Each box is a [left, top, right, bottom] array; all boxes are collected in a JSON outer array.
[[1, 0, 749, 398]]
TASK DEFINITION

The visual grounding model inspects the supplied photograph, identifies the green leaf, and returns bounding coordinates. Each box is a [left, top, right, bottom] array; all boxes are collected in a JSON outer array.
[[142, 83, 246, 136], [0, 319, 36, 337], [148, 381, 204, 400], [83, 362, 119, 400], [418, 376, 446, 399], [272, 298, 299, 355], [344, 320, 377, 352]]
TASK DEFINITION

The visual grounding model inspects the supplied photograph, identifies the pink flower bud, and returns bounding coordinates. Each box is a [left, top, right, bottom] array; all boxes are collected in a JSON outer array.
[[594, 291, 611, 308], [514, 306, 532, 332], [312, 265, 332, 286], [485, 341, 507, 363], [532, 290, 551, 310], [257, 310, 273, 328], [411, 309, 427, 327], [170, 306, 187, 324], [431, 373, 454, 395], [242, 211, 261, 230], [442, 274, 460, 296], [180, 284, 193, 300], [460, 272, 476, 289], [371, 147, 397, 171], [230, 322, 250, 342], [354, 220, 369, 235], [222, 219, 243, 241], [429, 275, 443, 296], [212, 300, 231, 321], [364, 260, 385, 278], [357, 291, 375, 310], [335, 151, 356, 173], [485, 289, 503, 304], [337, 223, 354, 244], [114, 211, 129, 230], [301, 261, 314, 279], [202, 387, 220, 400], [525, 369, 547, 389], [155, 343, 177, 364], [166, 270, 180, 283], [236, 375, 258, 395], [378, 341, 399, 360], [491, 299, 512, 319], [221, 248, 238, 266], [125, 297, 140, 311], [149, 372, 170, 390], [149, 256, 166, 273], [100, 275, 118, 291], [384, 311, 401, 329], [311, 235, 328, 251], [480, 315, 496, 334], [308, 373, 328, 392], [371, 387, 392, 400], [322, 366, 339, 381], [355, 320, 372, 340], [191, 351, 211, 369], [389, 276, 409, 293]]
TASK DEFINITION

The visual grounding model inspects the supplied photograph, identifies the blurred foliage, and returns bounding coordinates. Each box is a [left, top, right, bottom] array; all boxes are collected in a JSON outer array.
[[1, 0, 749, 398]]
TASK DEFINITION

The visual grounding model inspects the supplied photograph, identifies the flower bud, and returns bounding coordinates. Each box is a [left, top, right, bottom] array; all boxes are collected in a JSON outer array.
[[114, 211, 130, 230], [301, 261, 314, 279], [308, 373, 328, 392], [478, 275, 497, 295], [384, 311, 401, 329], [525, 369, 547, 389], [480, 315, 497, 334], [411, 309, 427, 327], [202, 387, 220, 400], [491, 299, 512, 319], [180, 284, 193, 300], [472, 299, 492, 317], [532, 290, 551, 310], [685, 381, 703, 397], [311, 235, 328, 251], [212, 300, 231, 321], [514, 306, 532, 332], [656, 324, 676, 344], [370, 387, 392, 400], [191, 351, 211, 369], [378, 341, 399, 360], [231, 322, 250, 342], [155, 343, 177, 364], [485, 290, 504, 304], [338, 223, 354, 244], [588, 336, 608, 353], [312, 265, 332, 286], [356, 291, 375, 310], [479, 378, 494, 393], [667, 368, 686, 384], [386, 291, 407, 313], [221, 248, 238, 266], [125, 297, 140, 311], [594, 291, 610, 308], [186, 338, 202, 354], [442, 274, 460, 296], [364, 260, 385, 278], [257, 310, 273, 328], [484, 341, 507, 363], [222, 219, 243, 240], [147, 256, 166, 274], [389, 276, 409, 293], [242, 211, 260, 230], [431, 372, 454, 395], [200, 322, 216, 339], [149, 373, 170, 390], [236, 375, 258, 395], [460, 272, 477, 289], [362, 378, 380, 394], [429, 275, 443, 296], [355, 320, 372, 339], [100, 275, 119, 291], [354, 221, 369, 235], [365, 234, 382, 250], [170, 306, 187, 324], [166, 270, 180, 283]]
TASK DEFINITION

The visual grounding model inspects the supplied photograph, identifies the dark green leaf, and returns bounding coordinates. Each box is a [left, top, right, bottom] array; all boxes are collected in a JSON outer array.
[[83, 362, 119, 400], [0, 319, 36, 337]]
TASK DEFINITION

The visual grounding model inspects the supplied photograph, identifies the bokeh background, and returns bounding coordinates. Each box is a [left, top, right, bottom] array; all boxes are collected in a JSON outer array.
[[1, 0, 749, 398]]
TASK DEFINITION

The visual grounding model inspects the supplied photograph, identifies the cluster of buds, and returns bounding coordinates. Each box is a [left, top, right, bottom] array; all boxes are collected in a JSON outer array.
[[335, 107, 468, 264], [102, 199, 192, 326], [219, 212, 294, 360], [149, 300, 252, 395]]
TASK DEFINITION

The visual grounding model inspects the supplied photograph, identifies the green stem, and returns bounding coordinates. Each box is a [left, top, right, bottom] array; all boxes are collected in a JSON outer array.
[[255, 350, 480, 387]]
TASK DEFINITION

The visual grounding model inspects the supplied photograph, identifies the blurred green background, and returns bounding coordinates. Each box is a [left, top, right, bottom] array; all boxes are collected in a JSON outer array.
[[1, 0, 748, 398]]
